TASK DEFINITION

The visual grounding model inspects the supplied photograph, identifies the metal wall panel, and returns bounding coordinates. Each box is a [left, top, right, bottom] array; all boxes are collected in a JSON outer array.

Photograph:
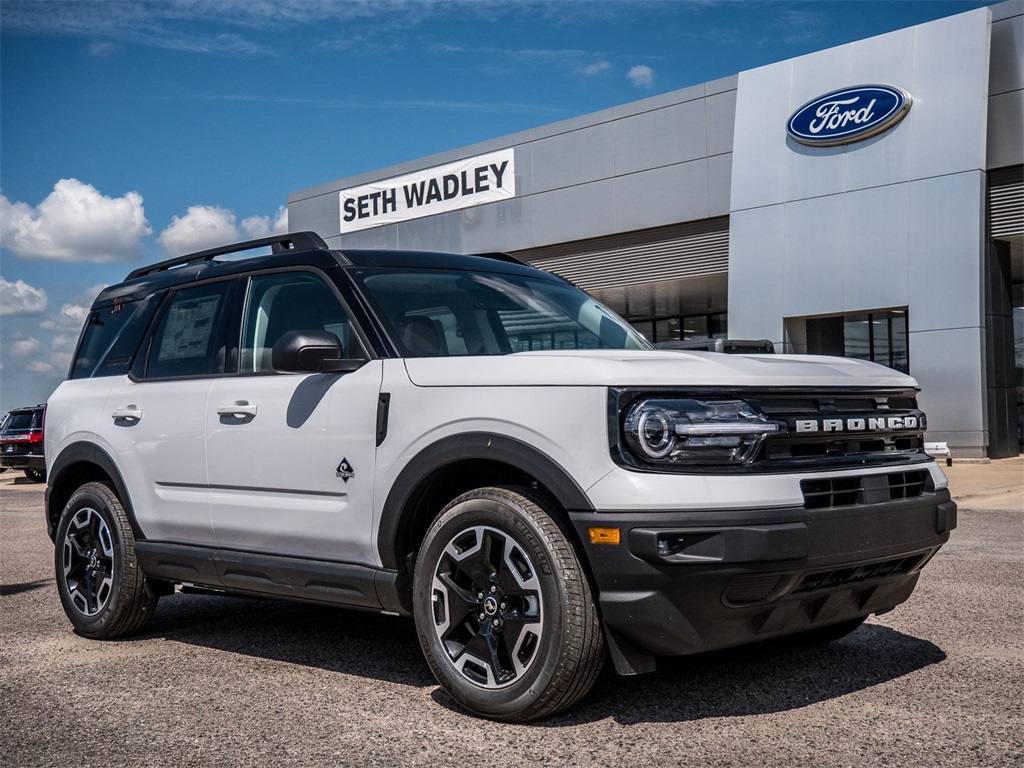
[[907, 172, 986, 332], [705, 90, 737, 158], [530, 123, 614, 192], [989, 4, 1023, 95], [908, 10, 992, 180], [841, 183, 911, 312], [729, 60, 793, 212], [910, 327, 988, 456], [708, 153, 733, 217], [613, 100, 707, 176], [987, 91, 1024, 168], [613, 159, 709, 233], [727, 204, 788, 343], [783, 196, 846, 317]]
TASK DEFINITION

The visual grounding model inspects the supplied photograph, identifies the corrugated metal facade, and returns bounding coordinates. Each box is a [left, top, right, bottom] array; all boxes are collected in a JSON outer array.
[[989, 165, 1024, 238], [512, 218, 729, 292]]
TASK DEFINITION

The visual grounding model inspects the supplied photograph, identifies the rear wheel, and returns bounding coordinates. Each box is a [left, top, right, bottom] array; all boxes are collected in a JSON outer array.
[[54, 482, 158, 638], [24, 468, 45, 482], [413, 486, 604, 721]]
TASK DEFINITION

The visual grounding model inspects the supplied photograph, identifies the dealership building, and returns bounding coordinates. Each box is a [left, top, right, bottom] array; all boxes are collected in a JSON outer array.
[[289, 1, 1023, 459]]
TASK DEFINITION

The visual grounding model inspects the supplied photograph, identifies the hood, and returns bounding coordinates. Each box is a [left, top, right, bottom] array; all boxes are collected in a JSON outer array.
[[403, 349, 917, 390]]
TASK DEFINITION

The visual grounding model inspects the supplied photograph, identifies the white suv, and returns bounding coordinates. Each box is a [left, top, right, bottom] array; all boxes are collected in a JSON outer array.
[[44, 232, 956, 721]]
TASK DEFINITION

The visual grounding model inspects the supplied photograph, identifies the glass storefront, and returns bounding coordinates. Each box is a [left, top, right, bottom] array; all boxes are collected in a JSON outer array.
[[1014, 283, 1023, 451], [787, 308, 910, 374], [631, 312, 728, 344]]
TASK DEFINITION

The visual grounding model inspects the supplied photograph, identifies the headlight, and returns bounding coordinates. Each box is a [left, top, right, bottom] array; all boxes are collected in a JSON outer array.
[[622, 398, 779, 466]]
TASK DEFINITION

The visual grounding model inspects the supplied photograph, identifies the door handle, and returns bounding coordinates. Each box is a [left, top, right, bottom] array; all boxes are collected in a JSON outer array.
[[217, 401, 258, 419], [111, 406, 143, 422]]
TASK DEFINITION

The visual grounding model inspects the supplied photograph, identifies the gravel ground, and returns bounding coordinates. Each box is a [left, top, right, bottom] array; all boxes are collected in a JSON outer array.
[[1, 464, 1021, 768]]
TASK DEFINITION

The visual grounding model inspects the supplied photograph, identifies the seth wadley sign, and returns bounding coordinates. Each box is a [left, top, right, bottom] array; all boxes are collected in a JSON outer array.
[[339, 148, 516, 234]]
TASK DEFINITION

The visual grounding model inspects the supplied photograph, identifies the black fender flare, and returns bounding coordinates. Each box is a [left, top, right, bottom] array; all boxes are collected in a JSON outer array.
[[377, 432, 594, 569], [46, 441, 142, 542]]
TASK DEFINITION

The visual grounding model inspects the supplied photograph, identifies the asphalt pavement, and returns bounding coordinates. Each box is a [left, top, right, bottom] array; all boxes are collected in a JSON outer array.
[[1, 460, 1021, 767]]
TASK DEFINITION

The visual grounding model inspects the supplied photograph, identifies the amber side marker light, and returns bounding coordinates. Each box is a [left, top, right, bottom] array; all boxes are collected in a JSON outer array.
[[588, 527, 621, 545]]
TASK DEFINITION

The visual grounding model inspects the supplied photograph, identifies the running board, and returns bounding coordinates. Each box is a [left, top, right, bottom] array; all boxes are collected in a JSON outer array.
[[135, 541, 406, 615]]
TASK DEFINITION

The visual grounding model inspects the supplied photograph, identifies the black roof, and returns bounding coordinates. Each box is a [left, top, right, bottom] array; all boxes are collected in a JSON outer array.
[[94, 232, 559, 308]]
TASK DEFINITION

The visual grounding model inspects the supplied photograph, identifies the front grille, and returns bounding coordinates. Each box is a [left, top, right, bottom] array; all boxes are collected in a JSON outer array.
[[793, 553, 928, 594], [747, 390, 928, 469], [801, 469, 930, 509], [888, 469, 928, 499], [724, 574, 785, 605]]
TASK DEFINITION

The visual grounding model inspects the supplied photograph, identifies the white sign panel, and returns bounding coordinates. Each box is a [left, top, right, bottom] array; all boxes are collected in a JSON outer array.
[[339, 148, 515, 234]]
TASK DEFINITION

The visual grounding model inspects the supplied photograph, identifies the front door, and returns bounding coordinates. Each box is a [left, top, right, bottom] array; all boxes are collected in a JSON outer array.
[[205, 270, 382, 564]]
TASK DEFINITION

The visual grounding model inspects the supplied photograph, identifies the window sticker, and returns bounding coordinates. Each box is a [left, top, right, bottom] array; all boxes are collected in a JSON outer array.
[[158, 295, 220, 361]]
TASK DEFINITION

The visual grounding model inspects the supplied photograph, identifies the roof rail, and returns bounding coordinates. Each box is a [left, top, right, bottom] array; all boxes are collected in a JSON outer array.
[[471, 251, 529, 266], [126, 231, 329, 280]]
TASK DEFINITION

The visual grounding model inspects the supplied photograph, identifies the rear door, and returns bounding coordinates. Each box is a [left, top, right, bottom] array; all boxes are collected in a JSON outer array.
[[205, 269, 382, 564], [101, 279, 237, 545]]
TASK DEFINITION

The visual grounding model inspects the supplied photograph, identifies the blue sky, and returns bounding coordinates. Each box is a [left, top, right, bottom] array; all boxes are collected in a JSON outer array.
[[0, 0, 992, 409]]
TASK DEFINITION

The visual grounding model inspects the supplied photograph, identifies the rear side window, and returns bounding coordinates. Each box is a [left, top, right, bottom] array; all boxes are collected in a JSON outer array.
[[70, 303, 135, 379], [70, 295, 161, 380], [145, 282, 231, 379]]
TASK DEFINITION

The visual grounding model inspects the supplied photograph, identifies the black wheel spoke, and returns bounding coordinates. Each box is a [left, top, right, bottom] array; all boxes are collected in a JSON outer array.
[[481, 529, 504, 582]]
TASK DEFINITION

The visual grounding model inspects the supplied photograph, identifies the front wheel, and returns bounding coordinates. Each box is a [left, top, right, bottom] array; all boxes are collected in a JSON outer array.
[[413, 486, 604, 721], [54, 482, 158, 639]]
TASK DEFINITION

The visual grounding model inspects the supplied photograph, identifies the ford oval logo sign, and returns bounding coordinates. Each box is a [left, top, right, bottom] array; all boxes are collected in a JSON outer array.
[[787, 85, 911, 147]]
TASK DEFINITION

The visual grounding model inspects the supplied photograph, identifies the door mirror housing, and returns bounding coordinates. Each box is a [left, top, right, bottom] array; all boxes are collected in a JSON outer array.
[[271, 330, 364, 373]]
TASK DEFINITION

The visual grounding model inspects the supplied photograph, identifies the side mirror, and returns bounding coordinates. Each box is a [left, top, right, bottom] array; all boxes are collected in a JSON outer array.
[[271, 330, 364, 373]]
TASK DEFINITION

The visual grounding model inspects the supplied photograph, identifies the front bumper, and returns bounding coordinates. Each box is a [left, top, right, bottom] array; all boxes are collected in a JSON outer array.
[[570, 489, 955, 672]]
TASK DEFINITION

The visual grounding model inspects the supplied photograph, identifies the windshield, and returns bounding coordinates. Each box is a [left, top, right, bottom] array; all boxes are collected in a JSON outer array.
[[352, 267, 652, 357]]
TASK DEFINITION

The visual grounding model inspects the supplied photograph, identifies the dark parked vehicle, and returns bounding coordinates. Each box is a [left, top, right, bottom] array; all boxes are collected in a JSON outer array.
[[1, 405, 46, 482]]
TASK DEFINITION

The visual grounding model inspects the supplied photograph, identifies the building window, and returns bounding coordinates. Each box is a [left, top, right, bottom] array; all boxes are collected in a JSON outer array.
[[631, 312, 727, 344], [787, 309, 910, 374]]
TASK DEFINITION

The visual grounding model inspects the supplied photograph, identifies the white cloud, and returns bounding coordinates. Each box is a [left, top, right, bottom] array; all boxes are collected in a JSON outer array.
[[240, 206, 288, 239], [0, 277, 48, 316], [159, 204, 292, 255], [158, 205, 240, 256], [0, 179, 152, 262], [88, 41, 117, 56], [9, 337, 42, 358], [41, 303, 92, 331], [26, 360, 55, 374], [578, 60, 612, 77], [627, 64, 655, 89], [50, 334, 79, 373]]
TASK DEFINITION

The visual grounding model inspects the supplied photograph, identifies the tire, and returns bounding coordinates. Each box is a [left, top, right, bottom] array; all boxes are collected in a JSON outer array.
[[24, 468, 46, 482], [413, 486, 604, 722], [54, 482, 158, 639]]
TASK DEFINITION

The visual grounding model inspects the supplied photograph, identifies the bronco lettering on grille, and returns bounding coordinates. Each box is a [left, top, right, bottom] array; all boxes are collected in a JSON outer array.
[[795, 416, 919, 433]]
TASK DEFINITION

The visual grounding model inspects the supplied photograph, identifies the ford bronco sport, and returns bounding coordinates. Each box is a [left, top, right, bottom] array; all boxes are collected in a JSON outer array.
[[44, 232, 956, 721]]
